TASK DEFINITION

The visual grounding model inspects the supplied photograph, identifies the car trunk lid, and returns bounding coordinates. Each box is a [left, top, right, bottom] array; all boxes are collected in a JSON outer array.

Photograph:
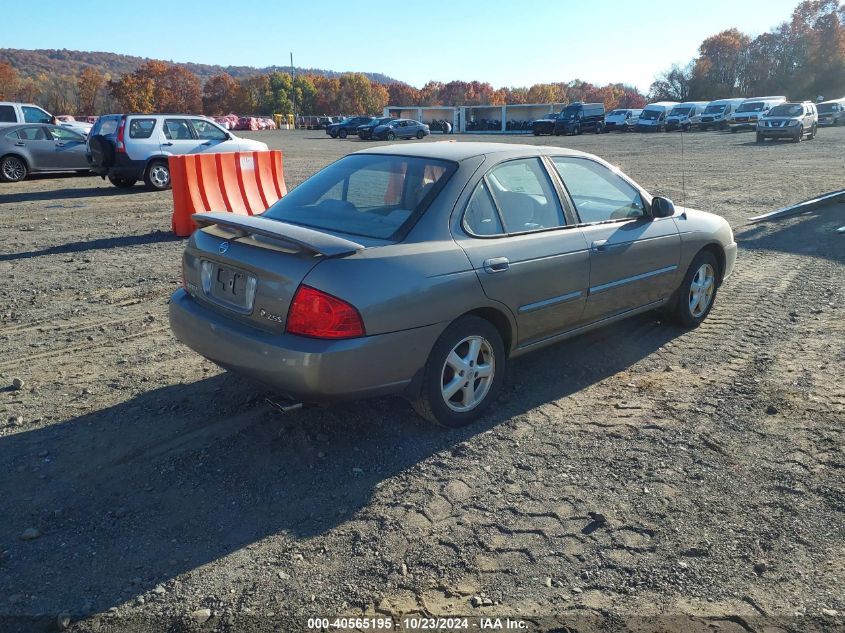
[[183, 213, 371, 333]]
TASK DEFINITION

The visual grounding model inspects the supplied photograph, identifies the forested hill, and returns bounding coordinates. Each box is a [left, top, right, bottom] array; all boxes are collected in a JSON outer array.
[[0, 48, 398, 84]]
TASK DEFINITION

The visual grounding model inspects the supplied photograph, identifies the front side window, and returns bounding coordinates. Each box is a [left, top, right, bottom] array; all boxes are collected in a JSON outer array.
[[163, 119, 194, 140], [129, 118, 156, 139], [262, 154, 454, 240], [190, 119, 227, 140], [49, 127, 85, 142], [552, 157, 645, 223], [22, 106, 51, 124], [485, 158, 565, 233], [0, 105, 15, 122]]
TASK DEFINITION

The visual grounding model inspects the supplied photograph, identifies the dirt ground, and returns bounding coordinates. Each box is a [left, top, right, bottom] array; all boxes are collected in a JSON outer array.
[[0, 128, 843, 633]]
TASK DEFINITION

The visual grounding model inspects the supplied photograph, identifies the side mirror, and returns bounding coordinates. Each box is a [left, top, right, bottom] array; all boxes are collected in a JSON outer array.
[[224, 132, 232, 140], [651, 196, 676, 218]]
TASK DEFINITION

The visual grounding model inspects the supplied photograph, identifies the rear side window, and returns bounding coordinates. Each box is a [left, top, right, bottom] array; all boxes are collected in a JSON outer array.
[[485, 159, 565, 233], [49, 127, 85, 142], [263, 154, 455, 240], [129, 118, 156, 139], [163, 119, 194, 140], [0, 105, 15, 122], [17, 126, 48, 140], [22, 106, 51, 123], [464, 182, 504, 236]]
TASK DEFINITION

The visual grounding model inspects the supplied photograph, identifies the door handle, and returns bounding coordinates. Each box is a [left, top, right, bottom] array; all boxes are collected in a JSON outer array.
[[162, 142, 173, 146], [55, 142, 65, 147], [483, 257, 510, 273], [201, 141, 213, 146], [591, 240, 609, 253], [14, 142, 25, 147]]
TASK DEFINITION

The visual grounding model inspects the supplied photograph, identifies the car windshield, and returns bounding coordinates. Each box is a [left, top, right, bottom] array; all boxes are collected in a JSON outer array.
[[561, 106, 581, 120], [607, 110, 625, 116], [639, 109, 661, 120], [262, 154, 455, 240], [703, 104, 726, 114], [669, 107, 691, 116], [817, 103, 838, 113], [768, 104, 803, 117], [737, 102, 765, 113]]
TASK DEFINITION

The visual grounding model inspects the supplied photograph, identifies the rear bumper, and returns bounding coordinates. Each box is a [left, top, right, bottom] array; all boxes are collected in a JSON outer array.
[[88, 154, 145, 180], [169, 289, 443, 402]]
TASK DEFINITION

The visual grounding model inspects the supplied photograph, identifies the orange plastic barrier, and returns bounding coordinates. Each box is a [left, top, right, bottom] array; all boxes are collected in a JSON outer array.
[[170, 151, 288, 236]]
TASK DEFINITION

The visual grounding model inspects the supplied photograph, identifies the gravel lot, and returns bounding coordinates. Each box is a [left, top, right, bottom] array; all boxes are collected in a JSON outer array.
[[1, 128, 843, 633]]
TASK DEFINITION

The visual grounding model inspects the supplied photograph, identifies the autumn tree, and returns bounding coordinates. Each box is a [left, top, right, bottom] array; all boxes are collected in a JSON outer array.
[[77, 67, 105, 115], [202, 73, 240, 115], [388, 82, 421, 105], [108, 61, 200, 113], [0, 62, 20, 100]]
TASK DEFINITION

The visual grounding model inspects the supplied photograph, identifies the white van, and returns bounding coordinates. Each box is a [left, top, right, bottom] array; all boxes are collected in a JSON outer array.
[[634, 101, 679, 132], [0, 102, 93, 135], [603, 108, 643, 132], [728, 96, 786, 132], [817, 97, 845, 126], [665, 101, 710, 131], [698, 98, 746, 131]]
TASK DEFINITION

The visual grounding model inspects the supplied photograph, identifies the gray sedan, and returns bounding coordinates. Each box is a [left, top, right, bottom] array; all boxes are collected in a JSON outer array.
[[170, 143, 737, 427], [372, 118, 430, 140], [0, 124, 90, 182]]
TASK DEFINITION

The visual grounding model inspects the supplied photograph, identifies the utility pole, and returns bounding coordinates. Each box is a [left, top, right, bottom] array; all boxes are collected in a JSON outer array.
[[290, 52, 296, 129]]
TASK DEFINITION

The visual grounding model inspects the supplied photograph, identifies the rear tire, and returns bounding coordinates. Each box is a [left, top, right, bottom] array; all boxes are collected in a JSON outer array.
[[412, 316, 505, 428], [338, 129, 348, 139], [329, 130, 338, 138], [0, 155, 28, 182], [108, 175, 136, 188], [143, 160, 171, 191], [671, 250, 719, 328], [756, 132, 764, 143], [416, 130, 424, 139], [807, 123, 816, 140], [386, 131, 396, 141]]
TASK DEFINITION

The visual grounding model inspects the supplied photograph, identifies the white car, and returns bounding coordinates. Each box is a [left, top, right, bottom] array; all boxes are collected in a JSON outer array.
[[635, 102, 679, 132], [728, 96, 786, 132], [86, 114, 269, 190], [0, 101, 93, 135], [698, 98, 746, 131], [665, 102, 709, 131], [604, 109, 642, 132]]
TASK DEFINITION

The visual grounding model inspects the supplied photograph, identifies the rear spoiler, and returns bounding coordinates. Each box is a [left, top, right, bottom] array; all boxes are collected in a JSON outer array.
[[192, 212, 365, 257]]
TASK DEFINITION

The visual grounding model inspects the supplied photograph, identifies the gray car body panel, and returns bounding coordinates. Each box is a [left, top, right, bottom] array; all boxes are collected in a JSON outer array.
[[170, 142, 736, 402], [0, 124, 89, 173]]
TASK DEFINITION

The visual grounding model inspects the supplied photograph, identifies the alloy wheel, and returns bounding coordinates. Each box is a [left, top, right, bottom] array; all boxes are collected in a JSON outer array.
[[688, 263, 715, 318], [440, 335, 495, 413], [2, 157, 26, 181], [149, 164, 170, 189]]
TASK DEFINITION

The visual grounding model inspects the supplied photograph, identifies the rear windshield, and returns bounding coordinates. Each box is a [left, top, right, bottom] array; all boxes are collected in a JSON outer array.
[[91, 116, 120, 137], [262, 154, 456, 240], [818, 103, 840, 113]]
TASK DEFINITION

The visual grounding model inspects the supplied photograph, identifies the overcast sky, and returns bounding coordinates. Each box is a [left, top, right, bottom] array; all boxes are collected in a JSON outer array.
[[5, 0, 803, 91]]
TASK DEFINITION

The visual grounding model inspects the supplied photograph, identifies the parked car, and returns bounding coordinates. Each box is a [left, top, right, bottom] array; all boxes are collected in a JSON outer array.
[[665, 102, 709, 131], [728, 96, 786, 132], [357, 117, 394, 140], [0, 123, 90, 182], [86, 114, 268, 191], [170, 142, 737, 427], [635, 102, 679, 132], [0, 101, 93, 135], [603, 109, 642, 132], [326, 116, 374, 139], [756, 101, 818, 143], [553, 102, 605, 135], [371, 119, 430, 140], [531, 113, 559, 136], [817, 98, 845, 126]]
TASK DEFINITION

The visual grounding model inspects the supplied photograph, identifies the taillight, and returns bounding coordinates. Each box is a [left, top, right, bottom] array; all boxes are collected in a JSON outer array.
[[286, 286, 364, 339], [116, 117, 126, 153]]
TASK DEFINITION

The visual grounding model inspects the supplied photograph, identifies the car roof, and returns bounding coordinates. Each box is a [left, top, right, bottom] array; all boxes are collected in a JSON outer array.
[[354, 141, 591, 162]]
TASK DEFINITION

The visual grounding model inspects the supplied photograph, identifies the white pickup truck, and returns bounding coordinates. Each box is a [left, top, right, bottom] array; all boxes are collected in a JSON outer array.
[[0, 102, 93, 135]]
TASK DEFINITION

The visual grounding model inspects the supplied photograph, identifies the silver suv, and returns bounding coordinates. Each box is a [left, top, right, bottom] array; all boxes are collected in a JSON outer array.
[[87, 114, 269, 190], [756, 101, 818, 143]]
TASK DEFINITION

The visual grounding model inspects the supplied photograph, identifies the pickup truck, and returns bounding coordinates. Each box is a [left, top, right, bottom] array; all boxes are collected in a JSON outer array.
[[0, 102, 93, 135]]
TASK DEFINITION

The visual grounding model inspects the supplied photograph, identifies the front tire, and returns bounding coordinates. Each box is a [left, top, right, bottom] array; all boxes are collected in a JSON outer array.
[[385, 131, 396, 141], [807, 123, 816, 140], [416, 130, 424, 139], [793, 126, 803, 143], [338, 129, 348, 139], [412, 316, 505, 428], [144, 160, 171, 191], [756, 132, 764, 143], [0, 155, 28, 182], [671, 251, 719, 328]]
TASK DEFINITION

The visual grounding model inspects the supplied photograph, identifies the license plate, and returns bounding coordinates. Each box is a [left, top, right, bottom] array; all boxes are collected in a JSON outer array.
[[205, 262, 257, 311]]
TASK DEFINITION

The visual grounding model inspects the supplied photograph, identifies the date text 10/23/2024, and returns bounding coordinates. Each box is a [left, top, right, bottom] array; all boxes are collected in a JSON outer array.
[[306, 616, 529, 630]]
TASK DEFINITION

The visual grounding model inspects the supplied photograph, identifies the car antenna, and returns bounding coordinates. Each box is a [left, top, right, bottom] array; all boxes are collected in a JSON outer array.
[[680, 120, 686, 212]]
